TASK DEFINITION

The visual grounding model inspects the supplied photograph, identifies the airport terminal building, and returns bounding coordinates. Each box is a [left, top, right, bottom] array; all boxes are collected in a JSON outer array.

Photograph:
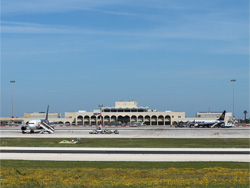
[[65, 101, 185, 126]]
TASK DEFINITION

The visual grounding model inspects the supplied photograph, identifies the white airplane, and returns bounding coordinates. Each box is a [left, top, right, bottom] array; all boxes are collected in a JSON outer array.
[[21, 105, 55, 134], [187, 110, 229, 128]]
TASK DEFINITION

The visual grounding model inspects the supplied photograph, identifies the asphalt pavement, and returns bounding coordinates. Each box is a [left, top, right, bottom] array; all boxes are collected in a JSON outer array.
[[0, 127, 249, 138]]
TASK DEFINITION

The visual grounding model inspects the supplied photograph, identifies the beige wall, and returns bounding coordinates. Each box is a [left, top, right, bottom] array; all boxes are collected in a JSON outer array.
[[65, 111, 186, 126]]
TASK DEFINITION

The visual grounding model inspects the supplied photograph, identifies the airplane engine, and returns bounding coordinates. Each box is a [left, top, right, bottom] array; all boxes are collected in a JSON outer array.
[[21, 126, 27, 133]]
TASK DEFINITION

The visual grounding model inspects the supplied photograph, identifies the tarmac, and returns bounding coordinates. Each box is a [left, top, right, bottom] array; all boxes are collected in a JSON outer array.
[[0, 126, 249, 138]]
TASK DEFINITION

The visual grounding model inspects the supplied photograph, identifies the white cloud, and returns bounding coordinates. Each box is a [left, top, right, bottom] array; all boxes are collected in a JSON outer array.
[[2, 20, 248, 55], [2, 0, 123, 14], [2, 0, 244, 16], [2, 20, 247, 40], [1, 0, 248, 55]]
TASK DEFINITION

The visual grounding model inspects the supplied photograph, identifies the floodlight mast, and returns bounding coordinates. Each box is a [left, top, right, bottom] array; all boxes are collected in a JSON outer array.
[[231, 79, 236, 118], [10, 80, 15, 118]]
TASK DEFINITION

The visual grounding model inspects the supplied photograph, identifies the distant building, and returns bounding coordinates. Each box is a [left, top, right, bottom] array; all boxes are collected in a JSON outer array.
[[24, 112, 61, 119], [196, 112, 232, 120]]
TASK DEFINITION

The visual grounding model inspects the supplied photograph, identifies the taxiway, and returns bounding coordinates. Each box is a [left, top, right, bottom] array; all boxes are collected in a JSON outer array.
[[0, 127, 249, 138]]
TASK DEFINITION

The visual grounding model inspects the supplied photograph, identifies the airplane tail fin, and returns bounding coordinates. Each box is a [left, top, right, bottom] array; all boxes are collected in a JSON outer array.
[[45, 105, 49, 120], [217, 110, 226, 121]]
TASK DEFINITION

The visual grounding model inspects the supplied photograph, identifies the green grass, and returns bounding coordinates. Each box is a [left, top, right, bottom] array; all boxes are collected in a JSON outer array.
[[0, 160, 249, 170], [0, 138, 249, 148]]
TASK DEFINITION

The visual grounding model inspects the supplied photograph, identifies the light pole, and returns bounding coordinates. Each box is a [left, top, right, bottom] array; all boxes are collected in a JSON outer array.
[[231, 79, 236, 118], [10, 80, 15, 118], [98, 104, 103, 125]]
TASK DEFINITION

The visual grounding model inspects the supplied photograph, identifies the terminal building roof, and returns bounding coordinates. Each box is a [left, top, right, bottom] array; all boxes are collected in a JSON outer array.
[[103, 106, 148, 112]]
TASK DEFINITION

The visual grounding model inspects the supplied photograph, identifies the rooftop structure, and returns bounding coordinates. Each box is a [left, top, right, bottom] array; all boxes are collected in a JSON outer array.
[[115, 101, 138, 108], [102, 101, 149, 112]]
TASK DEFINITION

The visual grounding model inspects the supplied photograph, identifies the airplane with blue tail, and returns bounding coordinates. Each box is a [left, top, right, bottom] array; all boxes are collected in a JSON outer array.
[[186, 111, 233, 128]]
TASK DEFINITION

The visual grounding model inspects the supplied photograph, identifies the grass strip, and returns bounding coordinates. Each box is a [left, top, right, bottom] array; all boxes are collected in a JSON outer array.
[[0, 138, 249, 148], [0, 160, 249, 169]]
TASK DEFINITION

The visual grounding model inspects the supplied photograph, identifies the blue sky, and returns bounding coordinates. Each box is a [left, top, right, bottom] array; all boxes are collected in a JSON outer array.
[[1, 0, 249, 119]]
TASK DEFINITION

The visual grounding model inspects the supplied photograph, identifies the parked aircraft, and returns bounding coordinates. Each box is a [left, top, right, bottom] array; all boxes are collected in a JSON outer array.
[[187, 110, 229, 128], [21, 105, 55, 134]]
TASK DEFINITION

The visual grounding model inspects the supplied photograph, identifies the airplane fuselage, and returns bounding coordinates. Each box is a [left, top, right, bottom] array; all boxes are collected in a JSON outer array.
[[188, 120, 223, 128], [26, 120, 48, 130], [22, 119, 52, 132], [194, 120, 220, 125]]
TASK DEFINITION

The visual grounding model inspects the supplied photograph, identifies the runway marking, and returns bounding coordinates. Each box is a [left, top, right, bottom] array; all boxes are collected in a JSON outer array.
[[157, 130, 164, 137], [135, 129, 147, 137]]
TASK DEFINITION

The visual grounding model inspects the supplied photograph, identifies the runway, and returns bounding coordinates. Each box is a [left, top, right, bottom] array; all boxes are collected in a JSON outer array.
[[1, 147, 249, 162], [1, 127, 249, 138]]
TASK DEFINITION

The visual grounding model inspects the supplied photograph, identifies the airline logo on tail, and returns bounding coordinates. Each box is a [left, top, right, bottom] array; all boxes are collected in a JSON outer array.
[[217, 110, 226, 121]]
